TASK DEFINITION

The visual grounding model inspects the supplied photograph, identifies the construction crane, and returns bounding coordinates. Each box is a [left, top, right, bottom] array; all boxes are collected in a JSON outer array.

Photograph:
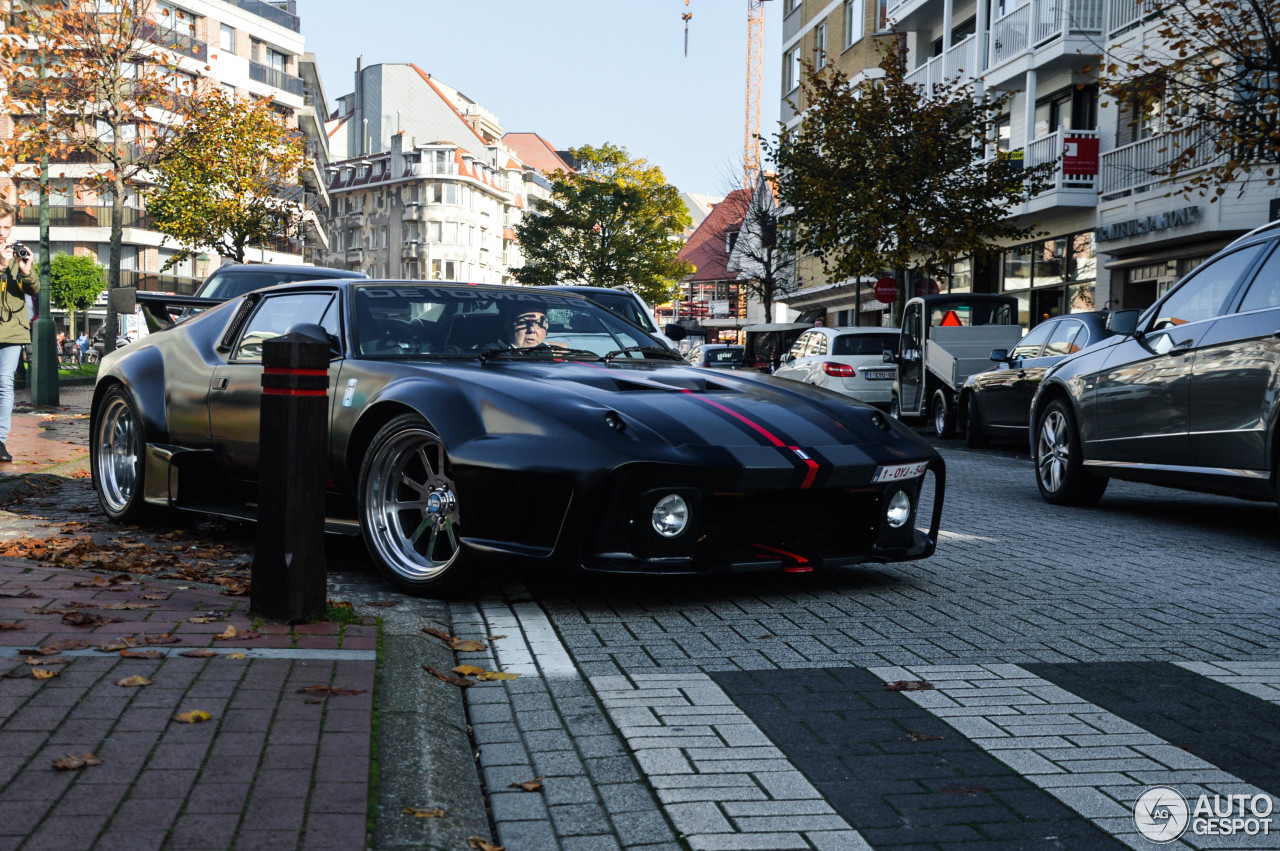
[[683, 1, 770, 191]]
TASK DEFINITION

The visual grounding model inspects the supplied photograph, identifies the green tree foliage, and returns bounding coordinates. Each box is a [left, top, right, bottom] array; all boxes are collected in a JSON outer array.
[[1098, 0, 1280, 198], [50, 254, 105, 336], [145, 90, 309, 264], [767, 40, 1056, 290], [0, 0, 194, 352], [513, 144, 693, 305]]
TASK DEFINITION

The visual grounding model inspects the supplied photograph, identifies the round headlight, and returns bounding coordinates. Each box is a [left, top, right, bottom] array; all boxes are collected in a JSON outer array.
[[651, 494, 689, 538], [885, 490, 912, 528]]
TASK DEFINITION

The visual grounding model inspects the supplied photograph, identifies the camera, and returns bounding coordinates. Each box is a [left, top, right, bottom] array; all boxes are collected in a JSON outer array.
[[10, 243, 30, 261]]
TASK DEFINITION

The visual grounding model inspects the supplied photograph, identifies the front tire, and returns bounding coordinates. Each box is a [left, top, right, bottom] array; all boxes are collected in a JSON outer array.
[[932, 389, 956, 439], [1035, 399, 1107, 506], [964, 395, 988, 448], [358, 414, 472, 596], [92, 384, 152, 523]]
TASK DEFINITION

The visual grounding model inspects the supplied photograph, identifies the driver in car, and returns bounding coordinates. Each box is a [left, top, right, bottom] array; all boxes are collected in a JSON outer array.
[[499, 300, 567, 351]]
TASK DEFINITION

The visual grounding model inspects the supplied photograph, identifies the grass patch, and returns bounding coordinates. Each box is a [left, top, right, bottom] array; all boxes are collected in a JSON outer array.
[[324, 602, 361, 626], [56, 363, 98, 380]]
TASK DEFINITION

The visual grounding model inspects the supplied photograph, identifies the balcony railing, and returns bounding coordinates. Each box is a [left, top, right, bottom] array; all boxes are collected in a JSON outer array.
[[345, 247, 365, 264], [905, 34, 978, 91], [141, 23, 208, 62], [991, 0, 1104, 66], [249, 61, 304, 96], [1099, 125, 1214, 196], [401, 205, 425, 222], [402, 242, 422, 261], [117, 269, 201, 296], [1108, 0, 1154, 34], [1026, 128, 1099, 195], [343, 213, 365, 229], [225, 0, 300, 32], [17, 205, 150, 229]]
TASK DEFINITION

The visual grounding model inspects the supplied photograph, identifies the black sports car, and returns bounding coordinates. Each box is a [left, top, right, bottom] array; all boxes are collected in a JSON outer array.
[[959, 312, 1113, 448], [91, 281, 944, 596]]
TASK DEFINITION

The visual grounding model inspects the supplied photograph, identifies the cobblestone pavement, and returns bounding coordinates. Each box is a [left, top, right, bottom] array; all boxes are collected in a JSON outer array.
[[452, 443, 1280, 851]]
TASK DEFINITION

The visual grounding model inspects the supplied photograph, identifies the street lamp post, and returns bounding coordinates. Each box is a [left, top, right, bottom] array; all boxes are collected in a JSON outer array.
[[31, 52, 57, 406]]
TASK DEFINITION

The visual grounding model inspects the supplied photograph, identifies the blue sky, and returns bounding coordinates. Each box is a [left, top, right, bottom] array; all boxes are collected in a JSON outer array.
[[300, 0, 783, 197]]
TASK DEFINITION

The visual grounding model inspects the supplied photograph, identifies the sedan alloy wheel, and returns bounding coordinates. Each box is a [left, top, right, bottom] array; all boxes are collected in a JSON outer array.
[[1035, 399, 1107, 506]]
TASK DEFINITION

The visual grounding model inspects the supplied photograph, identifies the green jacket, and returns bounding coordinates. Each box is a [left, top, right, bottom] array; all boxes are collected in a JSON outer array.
[[0, 258, 39, 346]]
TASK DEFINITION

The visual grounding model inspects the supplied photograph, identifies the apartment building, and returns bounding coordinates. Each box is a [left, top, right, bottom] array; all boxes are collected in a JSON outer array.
[[779, 0, 1279, 331], [6, 0, 329, 297], [322, 63, 570, 283]]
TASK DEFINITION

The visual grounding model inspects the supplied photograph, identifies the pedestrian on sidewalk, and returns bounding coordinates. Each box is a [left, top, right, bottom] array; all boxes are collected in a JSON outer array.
[[0, 200, 39, 463], [76, 331, 88, 365]]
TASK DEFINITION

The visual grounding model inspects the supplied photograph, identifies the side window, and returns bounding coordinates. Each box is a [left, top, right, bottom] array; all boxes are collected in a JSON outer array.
[[813, 334, 829, 356], [903, 304, 922, 356], [1237, 244, 1280, 313], [1011, 321, 1054, 360], [790, 333, 811, 358], [232, 293, 336, 362], [1152, 243, 1267, 329], [1043, 319, 1086, 356]]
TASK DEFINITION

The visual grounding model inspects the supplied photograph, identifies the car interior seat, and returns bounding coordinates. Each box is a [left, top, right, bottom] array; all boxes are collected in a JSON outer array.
[[444, 313, 504, 351]]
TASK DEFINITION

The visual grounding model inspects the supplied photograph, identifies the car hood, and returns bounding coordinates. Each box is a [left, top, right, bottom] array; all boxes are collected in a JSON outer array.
[[416, 358, 935, 459]]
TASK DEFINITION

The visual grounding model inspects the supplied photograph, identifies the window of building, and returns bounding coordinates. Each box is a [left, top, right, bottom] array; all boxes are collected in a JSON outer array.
[[995, 114, 1012, 152], [1033, 237, 1069, 284], [784, 47, 800, 92], [444, 184, 458, 205], [1002, 245, 1032, 290], [428, 222, 442, 242], [356, 166, 367, 180], [157, 1, 196, 35], [219, 23, 235, 53], [844, 0, 863, 47], [815, 23, 827, 69], [267, 48, 287, 73], [380, 227, 388, 248], [784, 0, 801, 14], [443, 222, 458, 243]]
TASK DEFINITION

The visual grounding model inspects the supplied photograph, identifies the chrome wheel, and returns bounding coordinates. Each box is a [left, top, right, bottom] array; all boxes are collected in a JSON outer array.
[[934, 398, 947, 435], [362, 424, 461, 584], [1037, 408, 1069, 493], [95, 393, 140, 515]]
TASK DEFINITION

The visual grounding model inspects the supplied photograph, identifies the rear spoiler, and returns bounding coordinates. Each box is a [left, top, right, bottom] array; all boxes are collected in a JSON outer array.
[[108, 288, 225, 334]]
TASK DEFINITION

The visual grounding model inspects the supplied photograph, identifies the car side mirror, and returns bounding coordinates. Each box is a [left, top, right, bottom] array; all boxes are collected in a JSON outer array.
[[108, 286, 137, 315], [990, 348, 1009, 363], [882, 349, 896, 363], [663, 324, 687, 341], [1106, 309, 1140, 337], [780, 353, 794, 364]]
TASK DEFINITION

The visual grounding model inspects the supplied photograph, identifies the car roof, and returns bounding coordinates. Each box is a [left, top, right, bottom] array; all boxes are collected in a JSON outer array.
[[206, 264, 365, 279]]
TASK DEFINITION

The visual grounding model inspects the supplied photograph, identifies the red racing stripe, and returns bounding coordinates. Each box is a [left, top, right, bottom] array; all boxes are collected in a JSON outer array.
[[679, 389, 786, 447], [789, 446, 820, 489]]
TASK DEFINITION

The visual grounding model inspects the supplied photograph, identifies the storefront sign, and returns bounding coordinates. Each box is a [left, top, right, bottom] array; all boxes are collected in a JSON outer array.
[[1096, 206, 1202, 242], [874, 277, 898, 304], [1062, 136, 1099, 175]]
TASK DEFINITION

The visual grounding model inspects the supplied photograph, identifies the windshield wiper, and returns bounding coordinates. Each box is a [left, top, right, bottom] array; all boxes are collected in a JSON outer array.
[[603, 345, 685, 362], [480, 346, 602, 362]]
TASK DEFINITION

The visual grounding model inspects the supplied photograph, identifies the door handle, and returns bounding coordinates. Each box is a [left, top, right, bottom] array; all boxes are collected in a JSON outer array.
[[211, 377, 228, 390]]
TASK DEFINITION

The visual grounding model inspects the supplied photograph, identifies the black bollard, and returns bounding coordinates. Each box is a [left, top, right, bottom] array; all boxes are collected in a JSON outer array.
[[250, 326, 330, 623]]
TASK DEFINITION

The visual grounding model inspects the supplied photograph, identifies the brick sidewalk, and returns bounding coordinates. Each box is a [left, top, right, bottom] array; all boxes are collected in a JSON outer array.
[[0, 560, 376, 850]]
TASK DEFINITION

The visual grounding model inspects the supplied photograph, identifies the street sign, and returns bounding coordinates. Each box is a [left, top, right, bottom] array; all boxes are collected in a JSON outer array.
[[874, 277, 897, 304]]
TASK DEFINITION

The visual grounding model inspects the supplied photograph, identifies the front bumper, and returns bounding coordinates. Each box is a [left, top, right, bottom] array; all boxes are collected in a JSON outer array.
[[578, 458, 945, 575]]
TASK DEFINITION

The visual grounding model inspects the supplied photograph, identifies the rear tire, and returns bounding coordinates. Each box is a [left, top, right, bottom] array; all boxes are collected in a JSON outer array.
[[932, 389, 956, 439], [964, 395, 988, 448], [91, 384, 153, 523], [1034, 399, 1107, 506]]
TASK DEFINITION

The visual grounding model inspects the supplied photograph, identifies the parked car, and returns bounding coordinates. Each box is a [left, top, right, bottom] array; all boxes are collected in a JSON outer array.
[[541, 284, 679, 351], [93, 281, 944, 597], [685, 344, 745, 369], [1030, 220, 1280, 508], [773, 327, 901, 409], [194, 263, 366, 300], [959, 312, 1113, 447]]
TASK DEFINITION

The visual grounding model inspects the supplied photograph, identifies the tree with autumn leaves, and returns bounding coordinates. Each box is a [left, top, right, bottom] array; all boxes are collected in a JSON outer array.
[[768, 40, 1056, 297], [513, 144, 692, 306], [1097, 0, 1280, 199], [0, 0, 199, 352], [145, 90, 309, 265]]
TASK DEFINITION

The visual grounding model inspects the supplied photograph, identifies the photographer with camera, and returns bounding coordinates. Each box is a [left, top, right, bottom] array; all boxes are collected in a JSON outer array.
[[0, 200, 39, 462]]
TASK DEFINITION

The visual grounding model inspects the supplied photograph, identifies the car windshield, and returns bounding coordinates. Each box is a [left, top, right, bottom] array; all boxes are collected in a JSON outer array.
[[832, 334, 898, 356], [351, 284, 680, 362], [199, 270, 351, 300], [584, 290, 655, 332], [928, 301, 1017, 327]]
